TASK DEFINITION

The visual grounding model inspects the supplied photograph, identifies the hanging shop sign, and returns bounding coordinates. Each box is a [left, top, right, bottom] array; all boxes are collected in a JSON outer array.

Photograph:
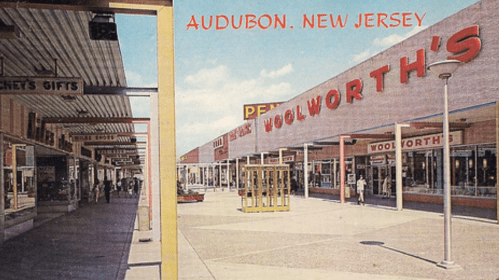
[[368, 131, 463, 154], [263, 25, 481, 133], [108, 154, 129, 159], [229, 122, 252, 141], [4, 148, 12, 167], [0, 77, 83, 95], [98, 149, 137, 155], [268, 155, 294, 164], [72, 134, 118, 142], [244, 102, 283, 120]]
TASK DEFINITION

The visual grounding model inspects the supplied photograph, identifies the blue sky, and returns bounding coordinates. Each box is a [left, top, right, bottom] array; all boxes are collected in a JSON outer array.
[[118, 0, 479, 157]]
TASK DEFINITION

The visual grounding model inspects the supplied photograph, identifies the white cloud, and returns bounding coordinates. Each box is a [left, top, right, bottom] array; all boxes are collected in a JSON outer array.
[[260, 63, 294, 78], [350, 25, 430, 65], [176, 64, 295, 156], [353, 51, 370, 63], [125, 71, 157, 87], [184, 65, 230, 88], [374, 25, 428, 47]]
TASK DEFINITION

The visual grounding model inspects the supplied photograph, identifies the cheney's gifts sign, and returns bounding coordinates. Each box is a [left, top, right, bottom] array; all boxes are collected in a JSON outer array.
[[368, 131, 463, 154], [0, 77, 83, 95]]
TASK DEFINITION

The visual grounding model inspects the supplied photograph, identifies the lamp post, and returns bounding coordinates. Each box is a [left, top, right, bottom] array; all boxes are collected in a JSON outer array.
[[427, 59, 462, 270]]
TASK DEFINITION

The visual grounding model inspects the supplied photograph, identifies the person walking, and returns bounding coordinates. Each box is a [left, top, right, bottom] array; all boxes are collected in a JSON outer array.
[[93, 179, 100, 204], [357, 175, 366, 205], [104, 179, 111, 203], [116, 180, 122, 198], [290, 176, 298, 195], [382, 176, 390, 199], [133, 177, 139, 198]]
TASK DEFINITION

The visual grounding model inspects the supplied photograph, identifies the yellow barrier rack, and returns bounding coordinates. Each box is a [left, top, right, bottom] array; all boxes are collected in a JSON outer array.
[[240, 164, 290, 213]]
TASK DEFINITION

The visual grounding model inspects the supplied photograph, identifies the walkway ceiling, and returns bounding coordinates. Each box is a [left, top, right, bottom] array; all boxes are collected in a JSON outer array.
[[0, 3, 154, 170]]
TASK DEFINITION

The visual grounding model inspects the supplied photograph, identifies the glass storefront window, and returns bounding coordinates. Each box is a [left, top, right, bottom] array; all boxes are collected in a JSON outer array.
[[3, 142, 36, 215], [402, 144, 496, 198]]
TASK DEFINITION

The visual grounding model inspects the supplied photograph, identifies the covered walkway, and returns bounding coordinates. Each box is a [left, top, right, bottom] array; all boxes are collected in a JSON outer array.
[[0, 193, 139, 280]]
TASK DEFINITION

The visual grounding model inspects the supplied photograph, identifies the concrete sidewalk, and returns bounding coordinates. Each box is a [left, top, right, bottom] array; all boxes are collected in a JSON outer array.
[[177, 191, 499, 280], [0, 193, 138, 280]]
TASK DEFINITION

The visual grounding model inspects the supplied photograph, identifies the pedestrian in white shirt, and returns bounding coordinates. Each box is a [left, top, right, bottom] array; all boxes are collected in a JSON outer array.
[[357, 175, 366, 205]]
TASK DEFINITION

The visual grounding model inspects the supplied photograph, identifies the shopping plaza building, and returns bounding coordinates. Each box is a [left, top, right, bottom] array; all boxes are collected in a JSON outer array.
[[179, 0, 499, 214], [0, 3, 154, 241]]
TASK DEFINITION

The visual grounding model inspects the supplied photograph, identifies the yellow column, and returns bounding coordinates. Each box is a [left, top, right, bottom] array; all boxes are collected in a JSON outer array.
[[157, 7, 177, 278], [110, 3, 178, 278], [496, 102, 499, 224]]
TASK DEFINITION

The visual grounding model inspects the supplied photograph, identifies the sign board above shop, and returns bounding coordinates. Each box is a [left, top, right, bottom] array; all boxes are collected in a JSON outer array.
[[98, 149, 137, 155], [72, 134, 118, 142], [0, 77, 84, 95], [368, 131, 463, 154]]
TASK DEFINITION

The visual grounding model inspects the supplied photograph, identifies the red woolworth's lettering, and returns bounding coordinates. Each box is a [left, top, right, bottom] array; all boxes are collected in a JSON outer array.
[[297, 105, 306, 120], [307, 96, 321, 116], [431, 36, 441, 51], [346, 79, 363, 103], [264, 118, 273, 132], [274, 115, 283, 128], [284, 109, 294, 124], [370, 65, 389, 92], [325, 89, 340, 109], [400, 49, 425, 83], [447, 25, 481, 63]]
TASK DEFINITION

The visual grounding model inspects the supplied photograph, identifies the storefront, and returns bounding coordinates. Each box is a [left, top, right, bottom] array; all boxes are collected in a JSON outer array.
[[180, 0, 499, 214]]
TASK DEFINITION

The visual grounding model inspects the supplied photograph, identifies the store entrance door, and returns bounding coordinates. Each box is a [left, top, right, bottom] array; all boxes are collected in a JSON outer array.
[[368, 165, 394, 195]]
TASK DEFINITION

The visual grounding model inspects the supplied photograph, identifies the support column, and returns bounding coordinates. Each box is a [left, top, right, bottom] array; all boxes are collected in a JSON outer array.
[[496, 101, 499, 223], [340, 136, 347, 203], [185, 164, 189, 191], [0, 134, 4, 243], [219, 162, 222, 189], [156, 6, 177, 278], [304, 144, 309, 199], [333, 158, 337, 189], [12, 145, 17, 209], [226, 159, 230, 189], [396, 123, 409, 211], [279, 148, 287, 164], [212, 164, 216, 190], [236, 158, 239, 189]]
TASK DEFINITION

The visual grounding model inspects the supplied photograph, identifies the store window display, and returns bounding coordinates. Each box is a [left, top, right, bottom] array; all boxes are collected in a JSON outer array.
[[3, 141, 36, 214]]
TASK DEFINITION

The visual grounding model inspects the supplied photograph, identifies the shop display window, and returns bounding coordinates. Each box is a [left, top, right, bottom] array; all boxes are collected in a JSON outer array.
[[37, 156, 69, 201], [402, 144, 496, 198], [3, 142, 36, 215]]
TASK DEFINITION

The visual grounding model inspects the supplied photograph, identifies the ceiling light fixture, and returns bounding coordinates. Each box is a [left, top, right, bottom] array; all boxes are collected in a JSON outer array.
[[89, 12, 118, 41], [0, 19, 19, 40], [61, 95, 77, 102]]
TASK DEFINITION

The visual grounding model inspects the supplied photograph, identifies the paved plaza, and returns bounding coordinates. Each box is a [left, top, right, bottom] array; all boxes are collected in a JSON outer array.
[[0, 190, 497, 279], [178, 191, 499, 280]]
